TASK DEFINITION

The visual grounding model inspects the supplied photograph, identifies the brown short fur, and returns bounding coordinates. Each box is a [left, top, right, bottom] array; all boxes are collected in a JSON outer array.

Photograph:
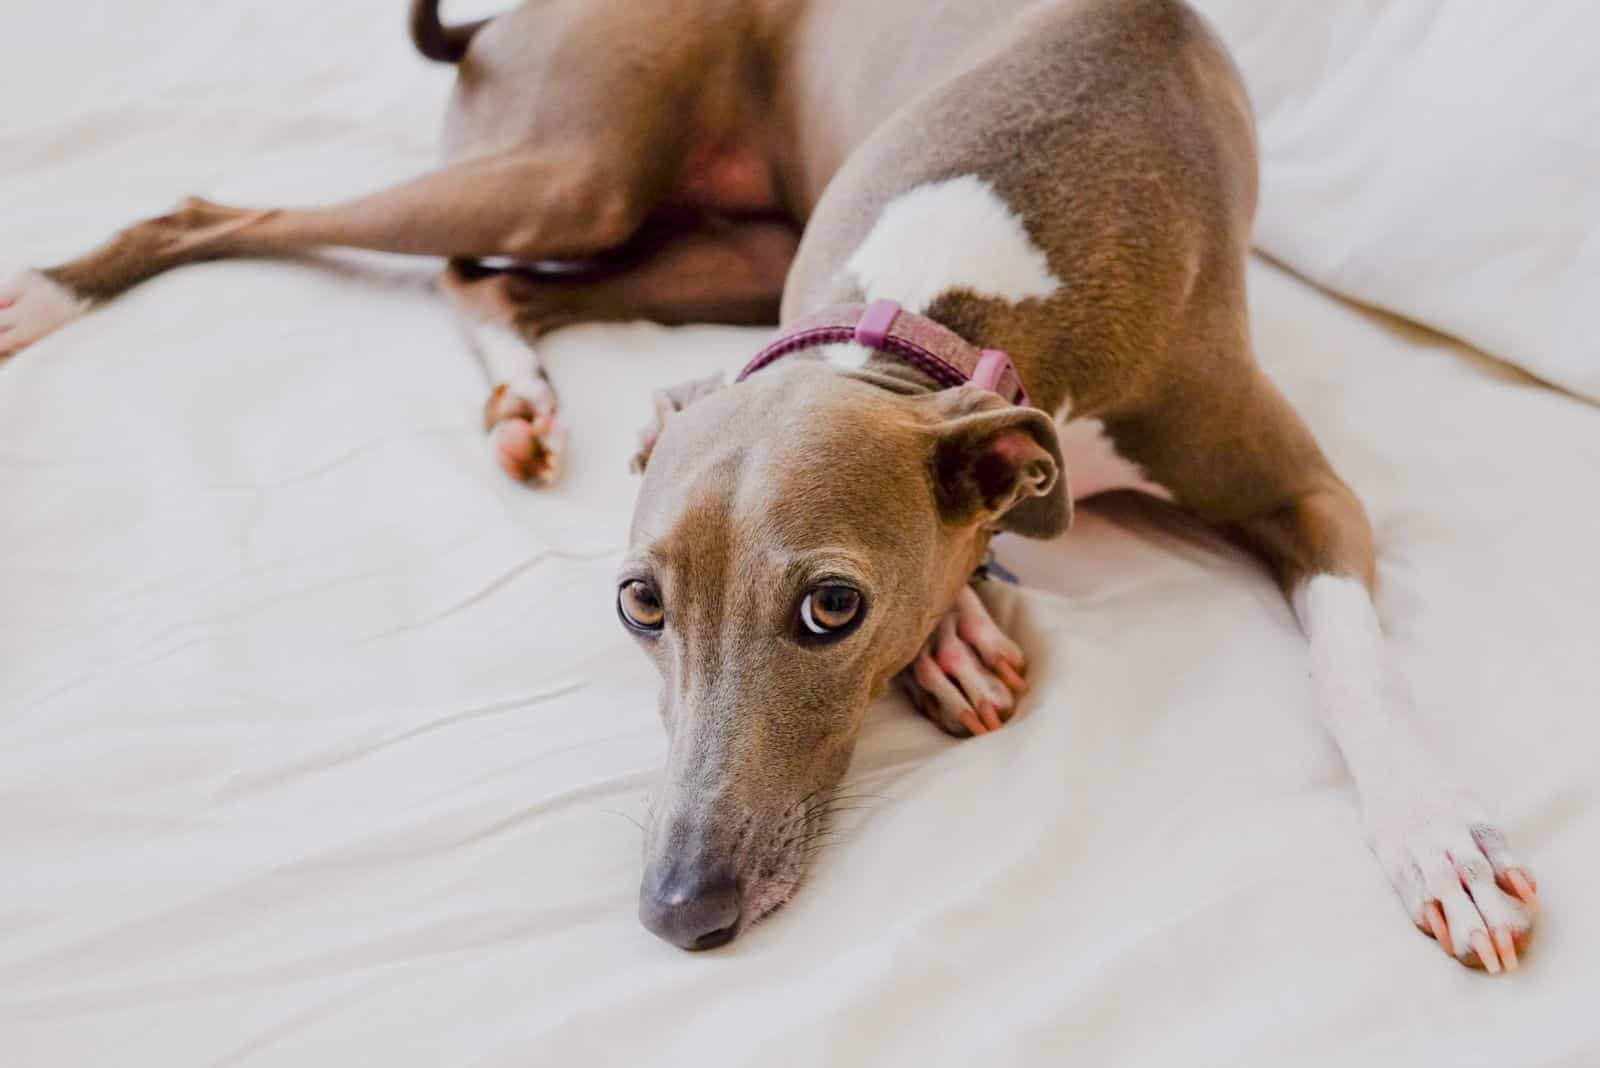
[[20, 0, 1379, 945]]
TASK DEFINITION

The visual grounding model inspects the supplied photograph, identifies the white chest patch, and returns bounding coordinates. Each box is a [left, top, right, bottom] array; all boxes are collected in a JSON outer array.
[[844, 175, 1062, 314], [1054, 405, 1174, 502]]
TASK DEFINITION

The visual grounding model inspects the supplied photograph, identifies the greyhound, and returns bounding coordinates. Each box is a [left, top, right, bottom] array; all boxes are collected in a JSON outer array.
[[0, 0, 1537, 966]]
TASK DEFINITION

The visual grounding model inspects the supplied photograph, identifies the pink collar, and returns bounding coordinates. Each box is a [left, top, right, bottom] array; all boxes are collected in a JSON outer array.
[[735, 299, 1032, 407]]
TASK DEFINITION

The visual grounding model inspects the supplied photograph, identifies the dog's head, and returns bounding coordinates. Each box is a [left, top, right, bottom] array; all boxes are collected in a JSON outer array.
[[622, 360, 1069, 949]]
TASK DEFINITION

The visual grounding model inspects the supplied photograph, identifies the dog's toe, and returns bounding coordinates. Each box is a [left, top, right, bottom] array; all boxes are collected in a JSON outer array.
[[900, 585, 1028, 737], [484, 382, 566, 486], [952, 585, 1025, 688], [0, 270, 87, 356], [493, 413, 566, 485], [1377, 815, 1536, 973]]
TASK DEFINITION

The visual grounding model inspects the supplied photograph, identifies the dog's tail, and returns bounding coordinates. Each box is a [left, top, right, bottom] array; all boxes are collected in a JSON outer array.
[[409, 0, 488, 64]]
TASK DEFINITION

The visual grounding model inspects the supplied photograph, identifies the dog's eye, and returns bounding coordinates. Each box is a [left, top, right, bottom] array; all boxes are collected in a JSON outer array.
[[618, 580, 665, 631], [800, 585, 862, 636]]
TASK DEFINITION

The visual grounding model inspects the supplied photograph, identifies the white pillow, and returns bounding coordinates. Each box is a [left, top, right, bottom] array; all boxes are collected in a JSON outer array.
[[1192, 0, 1599, 401]]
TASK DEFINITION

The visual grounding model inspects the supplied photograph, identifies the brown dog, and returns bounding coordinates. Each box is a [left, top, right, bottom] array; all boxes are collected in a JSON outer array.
[[0, 0, 1537, 965]]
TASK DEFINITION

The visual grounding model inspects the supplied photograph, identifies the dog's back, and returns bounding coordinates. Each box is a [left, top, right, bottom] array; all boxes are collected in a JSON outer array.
[[782, 0, 1258, 418]]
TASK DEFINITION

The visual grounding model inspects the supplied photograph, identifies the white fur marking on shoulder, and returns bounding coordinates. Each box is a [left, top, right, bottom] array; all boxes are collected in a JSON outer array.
[[465, 320, 553, 414], [844, 175, 1061, 314], [1053, 403, 1173, 501]]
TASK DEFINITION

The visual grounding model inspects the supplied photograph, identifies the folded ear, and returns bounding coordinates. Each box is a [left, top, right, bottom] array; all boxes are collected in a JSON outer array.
[[630, 372, 725, 473], [927, 387, 1072, 538]]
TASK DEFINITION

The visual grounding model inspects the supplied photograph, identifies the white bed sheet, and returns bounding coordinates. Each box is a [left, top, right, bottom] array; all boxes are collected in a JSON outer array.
[[4, 3, 1598, 1066], [1191, 0, 1600, 402]]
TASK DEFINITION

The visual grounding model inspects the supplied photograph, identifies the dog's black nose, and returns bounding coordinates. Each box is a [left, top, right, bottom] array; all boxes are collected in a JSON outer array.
[[639, 861, 742, 951]]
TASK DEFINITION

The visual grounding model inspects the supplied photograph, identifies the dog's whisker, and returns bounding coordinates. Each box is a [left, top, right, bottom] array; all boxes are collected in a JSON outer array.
[[819, 799, 883, 818], [603, 808, 647, 834], [820, 789, 887, 802], [793, 826, 838, 842], [817, 800, 881, 813]]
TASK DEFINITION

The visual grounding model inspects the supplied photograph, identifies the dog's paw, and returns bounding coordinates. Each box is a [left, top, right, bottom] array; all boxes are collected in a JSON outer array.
[[1373, 813, 1537, 973], [484, 381, 567, 486], [900, 584, 1028, 737], [0, 269, 87, 356]]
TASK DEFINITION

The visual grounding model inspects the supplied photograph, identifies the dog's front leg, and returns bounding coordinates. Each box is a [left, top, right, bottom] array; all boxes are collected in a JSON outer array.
[[1241, 486, 1538, 971], [900, 584, 1029, 737], [1293, 571, 1537, 971], [443, 216, 797, 483]]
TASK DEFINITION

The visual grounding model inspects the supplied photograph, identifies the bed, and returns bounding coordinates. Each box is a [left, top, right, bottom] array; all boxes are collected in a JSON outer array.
[[5, 2, 1597, 1065]]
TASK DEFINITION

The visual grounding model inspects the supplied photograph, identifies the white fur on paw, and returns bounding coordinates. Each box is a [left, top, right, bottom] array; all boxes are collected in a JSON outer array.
[[1372, 811, 1535, 971], [900, 585, 1027, 737], [0, 270, 88, 355], [464, 319, 566, 486], [485, 382, 565, 486]]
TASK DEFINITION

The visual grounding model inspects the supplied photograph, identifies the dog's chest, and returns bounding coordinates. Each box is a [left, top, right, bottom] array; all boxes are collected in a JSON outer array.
[[1053, 407, 1173, 502]]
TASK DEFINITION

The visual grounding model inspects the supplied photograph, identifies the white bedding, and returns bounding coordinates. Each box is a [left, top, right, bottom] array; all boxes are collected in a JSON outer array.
[[4, 3, 1599, 1066], [1192, 0, 1600, 402]]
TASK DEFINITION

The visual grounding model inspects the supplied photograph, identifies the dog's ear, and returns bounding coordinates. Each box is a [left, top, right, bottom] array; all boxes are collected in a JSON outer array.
[[926, 387, 1072, 538], [630, 372, 726, 473]]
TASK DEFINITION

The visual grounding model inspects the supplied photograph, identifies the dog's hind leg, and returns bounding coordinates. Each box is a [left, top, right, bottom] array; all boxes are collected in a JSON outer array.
[[1, 0, 747, 357], [441, 212, 799, 483], [3, 0, 773, 359], [0, 137, 685, 360]]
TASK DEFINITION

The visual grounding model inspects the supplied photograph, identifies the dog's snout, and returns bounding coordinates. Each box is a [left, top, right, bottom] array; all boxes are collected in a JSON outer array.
[[639, 859, 742, 951]]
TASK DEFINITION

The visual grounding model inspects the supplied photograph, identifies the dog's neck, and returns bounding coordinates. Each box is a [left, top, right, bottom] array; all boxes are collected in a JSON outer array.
[[844, 358, 946, 397], [739, 299, 1033, 407]]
